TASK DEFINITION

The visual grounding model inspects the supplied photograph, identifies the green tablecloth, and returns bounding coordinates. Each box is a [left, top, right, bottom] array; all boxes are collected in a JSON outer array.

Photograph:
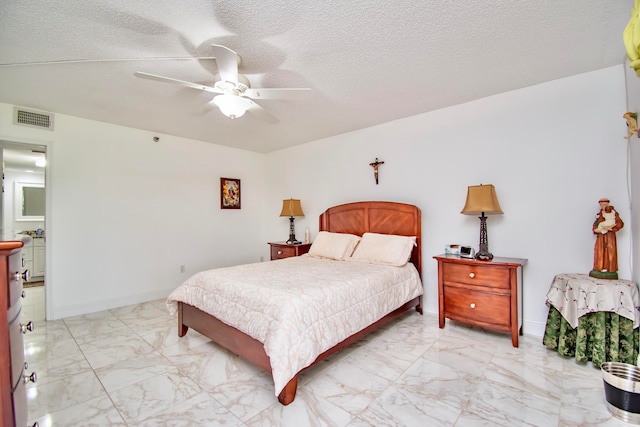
[[543, 306, 639, 367]]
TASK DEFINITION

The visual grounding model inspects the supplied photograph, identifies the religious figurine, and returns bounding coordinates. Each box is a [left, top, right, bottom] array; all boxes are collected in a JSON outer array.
[[589, 198, 624, 280], [369, 158, 384, 185], [624, 112, 638, 140]]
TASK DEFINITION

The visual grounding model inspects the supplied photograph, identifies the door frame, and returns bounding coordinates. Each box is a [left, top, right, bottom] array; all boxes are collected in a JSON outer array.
[[0, 136, 52, 320]]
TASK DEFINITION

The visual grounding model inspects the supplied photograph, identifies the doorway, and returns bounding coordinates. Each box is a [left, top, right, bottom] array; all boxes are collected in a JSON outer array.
[[2, 142, 47, 321]]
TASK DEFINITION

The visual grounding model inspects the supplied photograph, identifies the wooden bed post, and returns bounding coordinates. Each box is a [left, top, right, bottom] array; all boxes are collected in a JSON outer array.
[[277, 376, 298, 405], [177, 302, 188, 337]]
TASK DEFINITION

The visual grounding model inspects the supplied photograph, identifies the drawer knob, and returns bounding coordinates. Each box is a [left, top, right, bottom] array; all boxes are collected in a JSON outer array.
[[277, 251, 283, 255], [20, 321, 34, 334], [14, 270, 30, 281], [470, 303, 476, 309], [469, 273, 475, 278], [22, 290, 26, 298], [24, 371, 37, 384]]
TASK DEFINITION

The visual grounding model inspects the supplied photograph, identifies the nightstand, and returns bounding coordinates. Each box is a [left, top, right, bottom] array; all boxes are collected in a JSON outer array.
[[433, 254, 527, 347], [268, 242, 311, 260]]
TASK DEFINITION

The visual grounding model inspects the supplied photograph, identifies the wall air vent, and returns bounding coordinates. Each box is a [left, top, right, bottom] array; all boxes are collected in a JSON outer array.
[[13, 107, 54, 131]]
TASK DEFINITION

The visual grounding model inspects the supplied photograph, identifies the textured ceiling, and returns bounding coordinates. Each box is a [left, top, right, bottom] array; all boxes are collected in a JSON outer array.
[[0, 1, 632, 153]]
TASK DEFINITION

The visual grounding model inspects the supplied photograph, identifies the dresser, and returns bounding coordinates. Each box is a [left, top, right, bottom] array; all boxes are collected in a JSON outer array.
[[268, 242, 311, 260], [433, 254, 527, 347], [0, 241, 37, 427]]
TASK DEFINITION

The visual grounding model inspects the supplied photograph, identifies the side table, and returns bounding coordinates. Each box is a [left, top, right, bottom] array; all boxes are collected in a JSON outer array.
[[543, 273, 640, 366], [268, 242, 311, 261], [434, 254, 527, 347]]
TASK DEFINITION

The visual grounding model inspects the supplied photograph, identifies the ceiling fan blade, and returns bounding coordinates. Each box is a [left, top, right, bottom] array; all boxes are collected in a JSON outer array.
[[247, 101, 279, 124], [134, 71, 220, 93], [211, 44, 239, 84], [243, 87, 312, 100]]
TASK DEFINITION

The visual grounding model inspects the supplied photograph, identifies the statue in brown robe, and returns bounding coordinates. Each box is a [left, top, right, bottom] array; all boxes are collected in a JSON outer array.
[[589, 198, 624, 280]]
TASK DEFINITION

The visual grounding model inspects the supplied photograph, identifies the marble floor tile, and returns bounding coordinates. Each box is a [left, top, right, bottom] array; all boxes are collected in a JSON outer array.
[[304, 357, 393, 414], [63, 315, 128, 338], [202, 361, 278, 421], [357, 384, 462, 427], [22, 319, 71, 344], [26, 351, 92, 386], [138, 391, 245, 427], [26, 370, 108, 420], [139, 323, 211, 356], [483, 356, 563, 400], [109, 371, 203, 424], [73, 325, 141, 350], [110, 301, 173, 327], [558, 402, 630, 427], [62, 309, 119, 325], [94, 351, 178, 393], [82, 336, 157, 369], [29, 396, 127, 427], [395, 356, 482, 411], [24, 336, 83, 364], [463, 377, 560, 426], [245, 387, 354, 427], [22, 300, 623, 426]]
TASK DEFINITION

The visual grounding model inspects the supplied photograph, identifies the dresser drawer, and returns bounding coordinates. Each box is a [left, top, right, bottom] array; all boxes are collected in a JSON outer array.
[[271, 245, 296, 260], [8, 310, 26, 389], [442, 262, 510, 289], [8, 251, 22, 310], [12, 367, 28, 427], [443, 285, 511, 327]]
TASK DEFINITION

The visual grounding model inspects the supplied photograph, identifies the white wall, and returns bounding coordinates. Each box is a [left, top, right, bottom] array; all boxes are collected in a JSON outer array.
[[0, 103, 268, 319], [625, 59, 640, 285], [264, 65, 630, 336]]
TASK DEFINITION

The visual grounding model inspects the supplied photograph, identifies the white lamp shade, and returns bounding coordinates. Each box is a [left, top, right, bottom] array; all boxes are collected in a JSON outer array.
[[213, 94, 252, 119]]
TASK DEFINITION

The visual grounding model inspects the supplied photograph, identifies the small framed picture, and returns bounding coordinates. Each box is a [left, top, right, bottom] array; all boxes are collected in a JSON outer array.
[[220, 177, 241, 209]]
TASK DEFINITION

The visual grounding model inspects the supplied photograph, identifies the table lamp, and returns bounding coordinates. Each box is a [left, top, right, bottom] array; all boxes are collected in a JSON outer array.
[[280, 198, 305, 244], [461, 184, 503, 260]]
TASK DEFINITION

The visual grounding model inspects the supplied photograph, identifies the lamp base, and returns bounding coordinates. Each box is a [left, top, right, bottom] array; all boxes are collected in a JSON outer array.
[[475, 250, 494, 261], [286, 216, 299, 245], [475, 213, 493, 261]]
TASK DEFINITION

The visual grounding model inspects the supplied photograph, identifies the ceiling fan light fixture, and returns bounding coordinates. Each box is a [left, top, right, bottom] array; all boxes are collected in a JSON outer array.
[[213, 94, 252, 119]]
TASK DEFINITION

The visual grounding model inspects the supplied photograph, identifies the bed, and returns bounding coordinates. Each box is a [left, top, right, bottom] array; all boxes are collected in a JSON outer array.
[[166, 201, 423, 405]]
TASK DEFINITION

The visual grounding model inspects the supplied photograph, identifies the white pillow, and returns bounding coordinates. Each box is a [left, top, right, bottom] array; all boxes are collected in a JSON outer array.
[[349, 232, 416, 266], [308, 231, 361, 261]]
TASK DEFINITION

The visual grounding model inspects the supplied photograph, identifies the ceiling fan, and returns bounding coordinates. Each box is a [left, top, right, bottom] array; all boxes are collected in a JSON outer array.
[[135, 44, 311, 123]]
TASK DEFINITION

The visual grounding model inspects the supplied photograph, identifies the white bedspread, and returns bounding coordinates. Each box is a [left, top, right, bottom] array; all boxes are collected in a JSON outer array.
[[166, 255, 423, 396]]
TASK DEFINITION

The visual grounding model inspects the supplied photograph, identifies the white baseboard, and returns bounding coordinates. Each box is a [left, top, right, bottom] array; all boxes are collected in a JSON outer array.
[[523, 320, 546, 338], [48, 287, 175, 320]]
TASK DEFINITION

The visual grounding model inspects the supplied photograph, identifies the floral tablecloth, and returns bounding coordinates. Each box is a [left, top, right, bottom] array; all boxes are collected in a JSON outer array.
[[543, 273, 640, 366], [545, 273, 640, 328]]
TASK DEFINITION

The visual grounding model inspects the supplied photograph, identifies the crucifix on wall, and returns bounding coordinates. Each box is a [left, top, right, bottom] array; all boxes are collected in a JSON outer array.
[[369, 158, 384, 185]]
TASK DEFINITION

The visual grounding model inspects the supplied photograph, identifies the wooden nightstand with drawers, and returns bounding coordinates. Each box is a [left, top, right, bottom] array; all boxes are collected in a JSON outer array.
[[268, 242, 312, 260], [433, 254, 527, 347]]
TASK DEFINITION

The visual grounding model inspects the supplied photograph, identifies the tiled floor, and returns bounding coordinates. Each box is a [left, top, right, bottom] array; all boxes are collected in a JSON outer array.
[[22, 285, 46, 322], [23, 300, 629, 426]]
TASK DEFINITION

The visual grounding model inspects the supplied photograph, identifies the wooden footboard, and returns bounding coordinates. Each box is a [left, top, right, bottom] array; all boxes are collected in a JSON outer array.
[[178, 295, 422, 405]]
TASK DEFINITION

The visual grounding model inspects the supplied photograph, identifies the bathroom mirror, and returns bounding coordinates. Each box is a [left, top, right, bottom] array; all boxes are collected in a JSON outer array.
[[15, 182, 45, 221]]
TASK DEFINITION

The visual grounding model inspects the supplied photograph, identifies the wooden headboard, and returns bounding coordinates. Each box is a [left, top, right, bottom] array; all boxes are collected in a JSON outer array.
[[319, 201, 422, 278]]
